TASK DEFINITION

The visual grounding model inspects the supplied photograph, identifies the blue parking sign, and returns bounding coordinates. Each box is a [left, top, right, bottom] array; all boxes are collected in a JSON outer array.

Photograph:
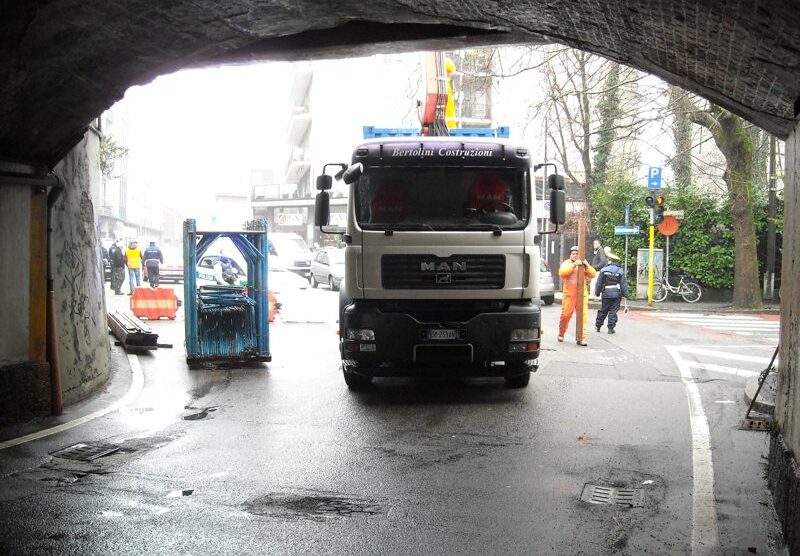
[[648, 167, 662, 190]]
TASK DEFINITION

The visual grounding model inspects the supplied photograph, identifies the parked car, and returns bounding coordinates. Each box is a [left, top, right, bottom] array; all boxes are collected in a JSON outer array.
[[539, 259, 555, 305], [196, 254, 247, 286], [268, 233, 313, 281], [310, 248, 345, 290], [157, 263, 184, 283], [268, 262, 310, 293]]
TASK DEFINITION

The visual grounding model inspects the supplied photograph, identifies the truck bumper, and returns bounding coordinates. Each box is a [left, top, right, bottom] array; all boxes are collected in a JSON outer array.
[[340, 300, 540, 377]]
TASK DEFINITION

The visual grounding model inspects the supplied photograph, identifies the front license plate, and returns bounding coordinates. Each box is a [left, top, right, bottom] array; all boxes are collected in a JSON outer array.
[[429, 328, 458, 341]]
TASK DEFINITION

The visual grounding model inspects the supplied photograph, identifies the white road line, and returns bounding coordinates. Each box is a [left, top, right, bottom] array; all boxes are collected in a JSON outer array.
[[678, 347, 776, 365], [654, 313, 771, 320], [685, 361, 759, 378], [0, 354, 144, 451], [654, 318, 778, 328], [666, 345, 720, 555]]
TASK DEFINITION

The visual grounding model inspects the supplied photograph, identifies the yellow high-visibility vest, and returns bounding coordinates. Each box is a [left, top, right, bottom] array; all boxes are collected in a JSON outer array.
[[125, 247, 142, 269]]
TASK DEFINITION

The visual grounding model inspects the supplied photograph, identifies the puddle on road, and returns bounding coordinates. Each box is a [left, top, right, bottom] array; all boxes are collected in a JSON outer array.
[[181, 406, 218, 421], [244, 492, 384, 521]]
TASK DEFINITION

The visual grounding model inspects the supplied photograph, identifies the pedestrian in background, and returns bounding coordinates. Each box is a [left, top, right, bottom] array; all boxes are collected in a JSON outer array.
[[125, 240, 143, 295], [590, 238, 608, 299], [594, 251, 629, 334], [142, 240, 163, 288], [108, 239, 126, 295], [558, 245, 597, 346]]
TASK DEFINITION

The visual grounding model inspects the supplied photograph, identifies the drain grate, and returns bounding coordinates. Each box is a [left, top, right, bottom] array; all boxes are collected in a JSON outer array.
[[51, 442, 120, 462], [741, 418, 771, 431], [580, 484, 644, 507]]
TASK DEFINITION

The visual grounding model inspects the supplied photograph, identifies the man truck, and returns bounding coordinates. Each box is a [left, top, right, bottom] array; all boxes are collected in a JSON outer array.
[[315, 133, 565, 390]]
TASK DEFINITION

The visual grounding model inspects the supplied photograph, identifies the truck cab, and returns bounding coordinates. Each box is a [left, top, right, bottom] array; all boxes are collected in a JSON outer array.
[[316, 136, 565, 390]]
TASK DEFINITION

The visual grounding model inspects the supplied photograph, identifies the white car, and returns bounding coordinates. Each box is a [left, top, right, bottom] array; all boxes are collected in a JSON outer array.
[[539, 259, 555, 305], [268, 233, 313, 281], [310, 248, 345, 290]]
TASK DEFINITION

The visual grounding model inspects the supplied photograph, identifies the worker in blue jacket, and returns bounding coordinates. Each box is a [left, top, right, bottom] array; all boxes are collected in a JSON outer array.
[[594, 252, 629, 334]]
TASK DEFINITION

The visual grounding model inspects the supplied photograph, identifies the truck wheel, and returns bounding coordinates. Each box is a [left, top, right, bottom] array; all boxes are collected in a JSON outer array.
[[504, 371, 531, 388], [343, 366, 372, 391], [542, 295, 554, 305], [504, 362, 531, 388]]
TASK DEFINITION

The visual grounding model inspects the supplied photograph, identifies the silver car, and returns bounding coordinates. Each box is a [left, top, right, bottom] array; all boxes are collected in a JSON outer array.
[[310, 248, 345, 291], [539, 259, 555, 305]]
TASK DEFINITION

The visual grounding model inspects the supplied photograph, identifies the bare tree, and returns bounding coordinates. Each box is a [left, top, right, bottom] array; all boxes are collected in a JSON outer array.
[[671, 89, 762, 309]]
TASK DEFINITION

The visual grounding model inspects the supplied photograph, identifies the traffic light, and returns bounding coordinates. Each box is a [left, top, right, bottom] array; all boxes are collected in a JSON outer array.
[[654, 195, 666, 224], [645, 195, 655, 208]]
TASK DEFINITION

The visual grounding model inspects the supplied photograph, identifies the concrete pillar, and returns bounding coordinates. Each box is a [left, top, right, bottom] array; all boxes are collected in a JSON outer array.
[[0, 163, 50, 414], [770, 120, 800, 551], [51, 133, 112, 405]]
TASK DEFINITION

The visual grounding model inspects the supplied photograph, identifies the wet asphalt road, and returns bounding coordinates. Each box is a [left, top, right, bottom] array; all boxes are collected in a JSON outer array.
[[0, 286, 787, 555]]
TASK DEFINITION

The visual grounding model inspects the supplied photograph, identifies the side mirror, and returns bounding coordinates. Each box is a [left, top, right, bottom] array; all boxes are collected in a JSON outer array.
[[315, 192, 330, 227], [342, 162, 363, 185], [547, 173, 565, 191], [549, 189, 566, 225], [316, 174, 333, 191]]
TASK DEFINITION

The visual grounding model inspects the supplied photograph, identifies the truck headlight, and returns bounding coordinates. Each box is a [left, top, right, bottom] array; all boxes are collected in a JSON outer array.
[[510, 328, 539, 341], [346, 329, 375, 341]]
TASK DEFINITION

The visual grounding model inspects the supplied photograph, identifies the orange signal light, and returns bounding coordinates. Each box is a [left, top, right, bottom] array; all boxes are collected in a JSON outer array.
[[655, 195, 666, 206]]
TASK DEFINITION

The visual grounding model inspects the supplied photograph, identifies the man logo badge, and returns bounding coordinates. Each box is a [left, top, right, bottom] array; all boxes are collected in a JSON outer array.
[[436, 273, 452, 284]]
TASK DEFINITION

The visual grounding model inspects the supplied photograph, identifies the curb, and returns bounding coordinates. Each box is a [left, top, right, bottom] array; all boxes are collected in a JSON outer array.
[[744, 372, 777, 416], [552, 294, 780, 314]]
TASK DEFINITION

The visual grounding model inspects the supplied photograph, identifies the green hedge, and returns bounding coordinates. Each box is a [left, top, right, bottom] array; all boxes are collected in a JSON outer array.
[[590, 172, 778, 290]]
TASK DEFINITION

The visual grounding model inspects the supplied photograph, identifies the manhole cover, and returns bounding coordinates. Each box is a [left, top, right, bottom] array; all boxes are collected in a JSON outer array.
[[51, 442, 120, 462], [580, 484, 644, 507]]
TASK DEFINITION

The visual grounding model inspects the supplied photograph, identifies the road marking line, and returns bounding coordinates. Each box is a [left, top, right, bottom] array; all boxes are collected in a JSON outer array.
[[0, 355, 144, 451], [678, 347, 776, 365], [685, 361, 759, 378], [666, 345, 720, 555], [653, 313, 771, 320]]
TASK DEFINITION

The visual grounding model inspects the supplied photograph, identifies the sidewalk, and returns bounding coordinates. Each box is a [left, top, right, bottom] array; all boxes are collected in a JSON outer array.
[[553, 292, 781, 314]]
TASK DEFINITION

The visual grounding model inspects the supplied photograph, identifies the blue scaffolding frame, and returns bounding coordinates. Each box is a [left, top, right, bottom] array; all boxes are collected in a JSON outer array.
[[183, 218, 271, 365]]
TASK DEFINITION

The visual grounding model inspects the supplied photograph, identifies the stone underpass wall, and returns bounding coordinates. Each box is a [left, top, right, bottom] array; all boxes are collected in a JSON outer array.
[[51, 132, 111, 405], [771, 120, 800, 552]]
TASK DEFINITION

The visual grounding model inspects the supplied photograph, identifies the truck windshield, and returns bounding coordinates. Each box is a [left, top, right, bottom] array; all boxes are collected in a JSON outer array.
[[354, 167, 529, 230]]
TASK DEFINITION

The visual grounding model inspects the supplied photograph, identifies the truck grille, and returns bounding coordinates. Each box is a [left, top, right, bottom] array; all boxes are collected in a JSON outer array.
[[382, 255, 505, 289]]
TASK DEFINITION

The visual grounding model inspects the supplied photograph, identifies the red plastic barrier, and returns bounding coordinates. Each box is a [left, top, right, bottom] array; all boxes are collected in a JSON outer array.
[[130, 287, 179, 320], [269, 290, 279, 322]]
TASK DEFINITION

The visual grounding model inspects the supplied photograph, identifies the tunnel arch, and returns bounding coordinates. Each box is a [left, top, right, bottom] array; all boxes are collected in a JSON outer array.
[[2, 2, 800, 549], [2, 1, 800, 167]]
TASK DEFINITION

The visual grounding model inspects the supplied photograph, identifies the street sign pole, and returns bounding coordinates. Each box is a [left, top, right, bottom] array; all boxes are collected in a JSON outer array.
[[624, 235, 629, 277], [624, 204, 631, 276], [665, 234, 670, 284], [648, 211, 655, 305]]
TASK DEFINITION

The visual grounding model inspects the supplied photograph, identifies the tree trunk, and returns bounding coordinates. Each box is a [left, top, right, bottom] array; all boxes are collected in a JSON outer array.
[[675, 91, 764, 310], [717, 112, 763, 309]]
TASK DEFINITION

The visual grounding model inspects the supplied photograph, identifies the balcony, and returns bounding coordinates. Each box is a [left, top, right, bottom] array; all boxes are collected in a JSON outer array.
[[287, 108, 311, 146], [252, 183, 300, 201], [289, 67, 312, 108], [286, 160, 311, 185]]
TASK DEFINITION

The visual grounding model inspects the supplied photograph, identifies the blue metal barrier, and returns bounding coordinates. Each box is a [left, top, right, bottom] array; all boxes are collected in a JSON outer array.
[[363, 126, 510, 139], [183, 219, 271, 365]]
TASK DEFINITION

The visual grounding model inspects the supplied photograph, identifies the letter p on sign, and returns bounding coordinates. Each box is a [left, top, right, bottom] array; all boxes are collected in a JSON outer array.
[[647, 167, 662, 189]]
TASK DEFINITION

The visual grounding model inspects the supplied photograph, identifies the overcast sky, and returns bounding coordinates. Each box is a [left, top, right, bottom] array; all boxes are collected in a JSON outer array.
[[119, 63, 293, 215]]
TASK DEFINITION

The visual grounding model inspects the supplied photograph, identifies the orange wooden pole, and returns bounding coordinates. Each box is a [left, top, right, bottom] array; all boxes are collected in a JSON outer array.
[[575, 212, 586, 344]]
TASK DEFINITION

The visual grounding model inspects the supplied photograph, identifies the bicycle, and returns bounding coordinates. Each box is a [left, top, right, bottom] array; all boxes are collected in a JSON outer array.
[[653, 275, 702, 303]]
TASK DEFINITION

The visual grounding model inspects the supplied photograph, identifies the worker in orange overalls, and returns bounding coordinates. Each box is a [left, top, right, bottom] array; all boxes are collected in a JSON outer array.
[[444, 57, 457, 129], [558, 245, 597, 346]]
